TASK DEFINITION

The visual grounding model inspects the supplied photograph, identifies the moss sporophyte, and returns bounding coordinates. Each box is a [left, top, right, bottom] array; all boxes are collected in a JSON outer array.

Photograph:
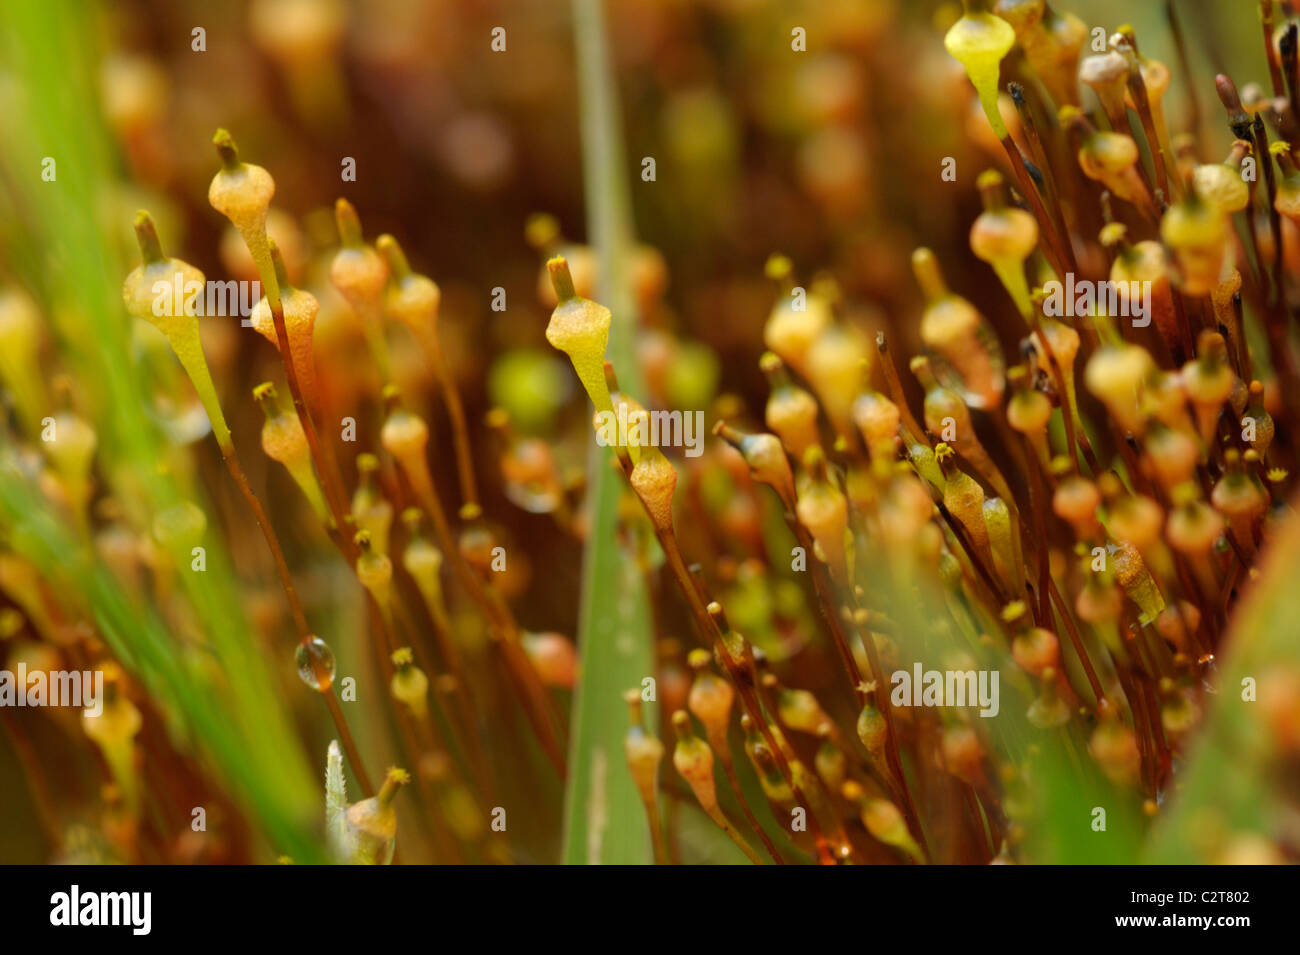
[[6, 0, 1300, 868]]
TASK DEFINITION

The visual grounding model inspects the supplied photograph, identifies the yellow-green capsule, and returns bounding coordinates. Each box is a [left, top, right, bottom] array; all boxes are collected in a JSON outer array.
[[945, 1, 1016, 140], [254, 382, 328, 523], [123, 212, 232, 451], [0, 287, 50, 437], [545, 255, 613, 419]]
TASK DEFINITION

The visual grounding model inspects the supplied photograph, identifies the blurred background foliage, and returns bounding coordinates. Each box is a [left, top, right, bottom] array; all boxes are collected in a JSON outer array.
[[0, 0, 1294, 864]]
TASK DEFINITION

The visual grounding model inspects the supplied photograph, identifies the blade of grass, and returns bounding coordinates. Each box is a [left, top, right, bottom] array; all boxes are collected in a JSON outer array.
[[559, 0, 657, 864], [1143, 501, 1300, 863], [0, 0, 324, 861]]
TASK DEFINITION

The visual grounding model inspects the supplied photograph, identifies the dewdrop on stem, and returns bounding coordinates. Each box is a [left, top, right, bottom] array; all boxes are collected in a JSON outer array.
[[123, 211, 232, 451], [945, 0, 1016, 140], [389, 647, 430, 721], [330, 198, 391, 378], [208, 129, 279, 310], [545, 255, 614, 418], [254, 382, 329, 524], [295, 635, 337, 692], [912, 248, 1004, 410], [969, 169, 1038, 319]]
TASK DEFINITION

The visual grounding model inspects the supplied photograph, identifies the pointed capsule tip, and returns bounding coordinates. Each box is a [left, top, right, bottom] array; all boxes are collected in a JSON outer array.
[[133, 211, 165, 265], [212, 128, 240, 170], [547, 255, 576, 302]]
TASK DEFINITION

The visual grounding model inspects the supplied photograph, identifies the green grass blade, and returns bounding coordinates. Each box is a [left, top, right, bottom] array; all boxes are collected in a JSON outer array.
[[1143, 505, 1300, 864], [560, 0, 657, 864], [0, 0, 323, 861]]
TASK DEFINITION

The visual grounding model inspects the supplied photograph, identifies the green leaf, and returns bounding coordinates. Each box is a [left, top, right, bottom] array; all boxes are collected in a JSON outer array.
[[559, 0, 657, 864], [326, 741, 350, 861], [0, 0, 324, 862], [1143, 504, 1300, 864]]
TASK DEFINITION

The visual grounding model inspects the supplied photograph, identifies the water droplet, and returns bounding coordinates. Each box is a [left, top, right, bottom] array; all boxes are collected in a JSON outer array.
[[295, 636, 336, 692]]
